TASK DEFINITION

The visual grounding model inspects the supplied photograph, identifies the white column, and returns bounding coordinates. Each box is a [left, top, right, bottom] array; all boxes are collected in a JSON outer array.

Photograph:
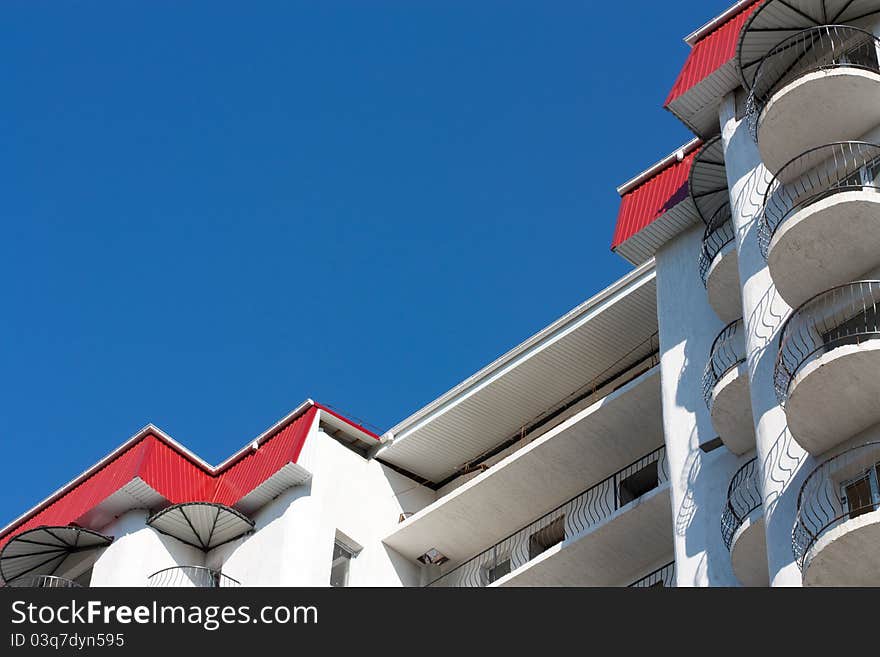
[[719, 91, 817, 587]]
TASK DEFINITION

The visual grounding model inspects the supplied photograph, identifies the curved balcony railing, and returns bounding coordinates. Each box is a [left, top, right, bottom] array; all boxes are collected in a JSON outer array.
[[702, 318, 747, 407], [148, 566, 241, 588], [747, 25, 880, 140], [721, 458, 762, 550], [758, 141, 880, 258], [793, 442, 880, 569], [6, 575, 81, 588], [628, 561, 676, 588], [774, 281, 880, 405], [427, 446, 668, 587], [699, 202, 735, 286]]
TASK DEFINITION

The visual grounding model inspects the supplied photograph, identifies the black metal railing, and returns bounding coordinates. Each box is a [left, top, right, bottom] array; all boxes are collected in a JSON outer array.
[[427, 446, 668, 587], [702, 318, 747, 407], [793, 442, 880, 570], [699, 202, 735, 286], [759, 141, 880, 258], [147, 566, 241, 588], [721, 458, 762, 550], [774, 281, 880, 405], [628, 561, 676, 588], [6, 575, 81, 588], [747, 25, 880, 139]]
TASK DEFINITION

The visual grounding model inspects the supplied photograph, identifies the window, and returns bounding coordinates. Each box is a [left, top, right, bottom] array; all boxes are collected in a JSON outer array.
[[841, 463, 880, 520], [528, 516, 566, 560], [487, 559, 511, 584], [618, 461, 660, 506], [330, 541, 355, 587]]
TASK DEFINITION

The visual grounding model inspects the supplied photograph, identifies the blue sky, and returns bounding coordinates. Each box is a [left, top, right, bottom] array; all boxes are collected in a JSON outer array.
[[0, 1, 732, 526]]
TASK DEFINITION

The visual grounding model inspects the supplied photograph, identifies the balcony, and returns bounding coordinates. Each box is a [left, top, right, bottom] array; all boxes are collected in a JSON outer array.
[[6, 575, 81, 588], [148, 566, 241, 588], [794, 442, 880, 586], [703, 319, 754, 454], [699, 203, 741, 323], [747, 25, 880, 175], [721, 458, 768, 587], [760, 141, 880, 309], [426, 446, 670, 587], [628, 561, 676, 588], [775, 281, 880, 455]]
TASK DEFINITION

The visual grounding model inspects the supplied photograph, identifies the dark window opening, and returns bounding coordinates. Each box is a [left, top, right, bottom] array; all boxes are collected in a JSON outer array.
[[487, 559, 511, 584], [528, 516, 566, 561], [619, 461, 660, 506]]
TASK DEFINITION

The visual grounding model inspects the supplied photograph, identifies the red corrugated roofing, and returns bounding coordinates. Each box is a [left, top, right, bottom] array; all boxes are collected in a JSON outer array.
[[0, 403, 379, 551], [611, 148, 698, 250], [665, 1, 760, 107]]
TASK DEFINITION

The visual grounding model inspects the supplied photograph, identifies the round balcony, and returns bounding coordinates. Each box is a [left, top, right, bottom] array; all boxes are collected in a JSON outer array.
[[747, 25, 880, 176], [6, 575, 81, 588], [775, 281, 880, 455], [721, 458, 768, 587], [699, 203, 741, 323], [703, 319, 755, 455], [148, 566, 241, 588], [794, 442, 880, 586], [760, 142, 880, 309]]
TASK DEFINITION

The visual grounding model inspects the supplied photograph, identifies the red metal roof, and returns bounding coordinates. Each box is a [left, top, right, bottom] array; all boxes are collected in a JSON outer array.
[[665, 1, 760, 107], [0, 402, 379, 552], [611, 148, 698, 251]]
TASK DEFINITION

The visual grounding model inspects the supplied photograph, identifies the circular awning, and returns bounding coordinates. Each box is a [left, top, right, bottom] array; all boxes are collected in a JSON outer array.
[[738, 0, 880, 88], [689, 137, 729, 225], [0, 526, 113, 585], [147, 503, 254, 551]]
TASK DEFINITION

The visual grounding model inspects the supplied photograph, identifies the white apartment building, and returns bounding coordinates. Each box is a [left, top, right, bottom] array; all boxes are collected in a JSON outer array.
[[3, 0, 880, 588]]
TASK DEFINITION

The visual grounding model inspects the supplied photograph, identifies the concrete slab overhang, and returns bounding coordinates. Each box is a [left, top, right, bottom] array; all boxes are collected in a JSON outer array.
[[730, 508, 769, 587], [492, 483, 673, 587], [757, 68, 880, 176], [804, 507, 880, 586], [785, 341, 880, 455], [706, 243, 742, 324], [767, 190, 880, 309], [382, 367, 663, 565], [711, 362, 756, 455]]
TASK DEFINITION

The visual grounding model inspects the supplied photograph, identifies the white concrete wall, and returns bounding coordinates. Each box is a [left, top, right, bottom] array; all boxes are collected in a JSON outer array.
[[720, 90, 814, 587], [215, 414, 436, 587], [90, 510, 205, 587], [655, 223, 746, 587]]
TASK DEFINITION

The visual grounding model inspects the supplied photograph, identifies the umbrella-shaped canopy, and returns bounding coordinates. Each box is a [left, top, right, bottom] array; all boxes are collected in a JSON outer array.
[[147, 503, 254, 551], [0, 526, 113, 585], [689, 137, 729, 226]]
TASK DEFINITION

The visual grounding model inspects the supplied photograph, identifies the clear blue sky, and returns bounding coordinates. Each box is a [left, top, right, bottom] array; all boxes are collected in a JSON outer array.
[[0, 1, 732, 526]]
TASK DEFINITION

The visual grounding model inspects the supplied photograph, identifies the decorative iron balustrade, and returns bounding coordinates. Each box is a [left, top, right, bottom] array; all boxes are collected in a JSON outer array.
[[427, 446, 668, 587], [747, 25, 880, 140], [721, 458, 762, 550], [774, 281, 880, 405], [702, 318, 747, 407], [628, 561, 676, 588], [6, 575, 81, 588], [148, 566, 241, 588], [699, 202, 735, 286], [793, 442, 880, 570], [758, 141, 880, 258]]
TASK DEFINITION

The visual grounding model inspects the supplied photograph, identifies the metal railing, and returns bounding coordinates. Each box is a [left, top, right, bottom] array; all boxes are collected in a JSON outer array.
[[6, 575, 81, 588], [427, 446, 668, 587], [628, 561, 676, 588], [747, 25, 880, 140], [721, 458, 762, 550], [148, 566, 241, 588], [774, 281, 880, 405], [793, 442, 880, 570], [699, 202, 735, 286], [759, 141, 880, 258], [702, 318, 747, 407]]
